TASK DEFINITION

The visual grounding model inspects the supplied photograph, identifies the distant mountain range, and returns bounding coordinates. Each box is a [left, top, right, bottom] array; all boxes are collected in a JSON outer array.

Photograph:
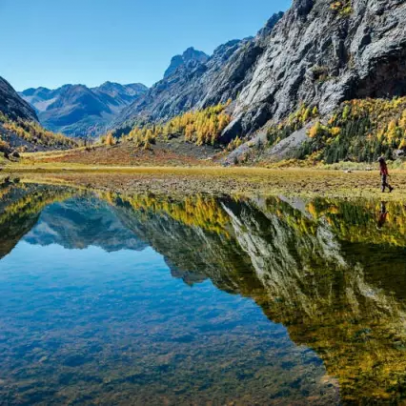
[[20, 82, 147, 137]]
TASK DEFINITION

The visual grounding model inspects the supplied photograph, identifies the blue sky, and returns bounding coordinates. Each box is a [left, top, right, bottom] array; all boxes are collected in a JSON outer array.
[[0, 0, 291, 91]]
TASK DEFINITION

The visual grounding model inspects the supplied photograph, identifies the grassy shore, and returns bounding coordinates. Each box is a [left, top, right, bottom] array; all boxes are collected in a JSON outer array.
[[3, 166, 406, 201]]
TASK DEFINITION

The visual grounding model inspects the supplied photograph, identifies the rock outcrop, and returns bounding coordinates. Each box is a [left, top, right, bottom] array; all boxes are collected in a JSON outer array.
[[164, 47, 209, 78]]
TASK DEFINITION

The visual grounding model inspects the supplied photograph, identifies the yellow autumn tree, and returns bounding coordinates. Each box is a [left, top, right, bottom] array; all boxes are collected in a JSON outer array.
[[308, 122, 322, 138], [105, 132, 115, 146]]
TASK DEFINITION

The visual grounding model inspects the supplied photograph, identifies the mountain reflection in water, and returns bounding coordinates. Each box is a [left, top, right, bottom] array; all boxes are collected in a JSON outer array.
[[1, 181, 406, 405]]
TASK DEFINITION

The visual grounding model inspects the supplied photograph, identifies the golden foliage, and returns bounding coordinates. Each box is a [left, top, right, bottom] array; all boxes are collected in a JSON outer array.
[[105, 193, 231, 237], [330, 0, 352, 17], [3, 118, 77, 149], [124, 103, 232, 148], [267, 103, 320, 146], [105, 132, 115, 146], [308, 122, 322, 138], [298, 97, 406, 163]]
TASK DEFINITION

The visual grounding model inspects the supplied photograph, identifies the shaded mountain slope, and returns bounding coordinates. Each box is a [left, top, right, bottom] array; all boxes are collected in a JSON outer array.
[[0, 77, 37, 122], [0, 77, 77, 154]]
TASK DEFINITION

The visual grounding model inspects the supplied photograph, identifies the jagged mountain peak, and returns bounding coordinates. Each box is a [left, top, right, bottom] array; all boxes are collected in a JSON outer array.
[[94, 81, 148, 97], [164, 47, 210, 78]]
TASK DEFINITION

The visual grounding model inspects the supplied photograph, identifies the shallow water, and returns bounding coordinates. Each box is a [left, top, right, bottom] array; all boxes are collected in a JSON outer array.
[[2, 181, 406, 405]]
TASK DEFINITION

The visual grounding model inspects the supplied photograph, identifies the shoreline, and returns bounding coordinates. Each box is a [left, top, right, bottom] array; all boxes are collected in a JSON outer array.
[[2, 167, 406, 202]]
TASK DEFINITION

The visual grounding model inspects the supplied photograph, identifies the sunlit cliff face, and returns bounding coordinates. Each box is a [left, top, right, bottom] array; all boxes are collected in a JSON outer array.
[[2, 180, 406, 404]]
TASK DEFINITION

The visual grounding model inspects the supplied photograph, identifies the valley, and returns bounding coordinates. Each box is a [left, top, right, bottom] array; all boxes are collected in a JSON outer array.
[[2, 0, 406, 171], [5, 1, 406, 404]]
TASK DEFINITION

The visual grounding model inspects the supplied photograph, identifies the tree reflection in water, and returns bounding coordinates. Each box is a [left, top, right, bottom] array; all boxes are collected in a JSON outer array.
[[2, 180, 406, 404]]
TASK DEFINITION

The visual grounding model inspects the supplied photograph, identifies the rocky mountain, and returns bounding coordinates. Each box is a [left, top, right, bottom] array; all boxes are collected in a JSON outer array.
[[112, 11, 282, 132], [164, 47, 209, 78], [21, 82, 148, 137], [113, 13, 283, 131], [224, 0, 406, 140], [8, 0, 406, 164], [0, 77, 37, 122], [114, 0, 406, 158]]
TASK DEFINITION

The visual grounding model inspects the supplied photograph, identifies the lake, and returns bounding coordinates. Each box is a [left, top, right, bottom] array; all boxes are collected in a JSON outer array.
[[1, 178, 406, 405]]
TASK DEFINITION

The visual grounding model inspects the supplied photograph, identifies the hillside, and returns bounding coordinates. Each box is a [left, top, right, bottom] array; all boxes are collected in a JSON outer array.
[[118, 0, 406, 142], [0, 77, 37, 122], [21, 82, 147, 138], [0, 76, 78, 160]]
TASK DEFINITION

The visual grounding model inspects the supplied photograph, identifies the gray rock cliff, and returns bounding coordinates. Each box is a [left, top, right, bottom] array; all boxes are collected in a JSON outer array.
[[226, 0, 406, 138]]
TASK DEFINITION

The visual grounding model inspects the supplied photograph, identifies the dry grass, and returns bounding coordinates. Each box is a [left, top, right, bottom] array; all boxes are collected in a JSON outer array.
[[19, 141, 217, 168], [5, 167, 406, 202]]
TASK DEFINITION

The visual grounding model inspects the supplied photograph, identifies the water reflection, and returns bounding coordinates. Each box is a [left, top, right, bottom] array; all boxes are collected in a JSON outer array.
[[2, 180, 406, 404]]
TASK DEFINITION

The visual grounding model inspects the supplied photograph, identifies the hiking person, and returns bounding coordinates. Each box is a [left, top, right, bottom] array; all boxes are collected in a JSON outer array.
[[378, 157, 394, 193]]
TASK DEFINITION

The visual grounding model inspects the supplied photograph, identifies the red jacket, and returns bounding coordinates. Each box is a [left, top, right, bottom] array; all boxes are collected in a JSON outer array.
[[380, 163, 389, 176]]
